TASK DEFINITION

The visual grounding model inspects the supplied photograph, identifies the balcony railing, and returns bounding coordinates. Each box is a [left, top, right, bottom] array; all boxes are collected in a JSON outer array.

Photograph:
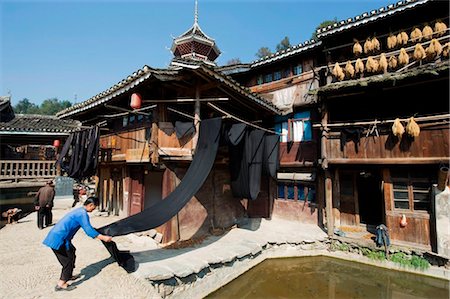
[[0, 160, 57, 181]]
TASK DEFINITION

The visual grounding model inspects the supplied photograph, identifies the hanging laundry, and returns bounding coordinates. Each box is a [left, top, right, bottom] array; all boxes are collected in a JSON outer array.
[[226, 123, 247, 145], [340, 127, 364, 153], [174, 121, 196, 139], [263, 134, 280, 179]]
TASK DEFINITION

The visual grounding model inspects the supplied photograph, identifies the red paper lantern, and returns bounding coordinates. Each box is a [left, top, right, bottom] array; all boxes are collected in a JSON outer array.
[[130, 93, 142, 110], [53, 139, 60, 147]]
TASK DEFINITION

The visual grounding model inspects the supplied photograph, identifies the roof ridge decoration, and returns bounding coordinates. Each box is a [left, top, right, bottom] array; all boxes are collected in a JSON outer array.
[[171, 0, 221, 65], [316, 0, 430, 38]]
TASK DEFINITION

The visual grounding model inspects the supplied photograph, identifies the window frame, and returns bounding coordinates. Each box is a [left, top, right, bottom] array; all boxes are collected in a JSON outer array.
[[276, 181, 316, 204], [391, 172, 431, 213]]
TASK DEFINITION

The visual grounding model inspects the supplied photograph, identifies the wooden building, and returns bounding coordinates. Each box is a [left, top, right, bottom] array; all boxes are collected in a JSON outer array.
[[313, 0, 449, 250], [57, 13, 282, 244], [0, 96, 80, 212]]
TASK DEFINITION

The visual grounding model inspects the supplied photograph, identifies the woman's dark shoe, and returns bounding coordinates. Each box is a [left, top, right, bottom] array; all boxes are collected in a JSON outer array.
[[55, 285, 77, 291]]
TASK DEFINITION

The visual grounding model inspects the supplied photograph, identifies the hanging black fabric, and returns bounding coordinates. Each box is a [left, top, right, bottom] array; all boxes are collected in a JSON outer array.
[[263, 134, 280, 179], [97, 117, 222, 236], [57, 126, 100, 181], [174, 121, 196, 139], [229, 128, 265, 200], [340, 127, 364, 153], [227, 123, 247, 145]]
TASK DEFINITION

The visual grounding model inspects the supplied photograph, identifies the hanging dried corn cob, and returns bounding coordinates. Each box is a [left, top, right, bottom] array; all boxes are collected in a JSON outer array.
[[372, 37, 381, 52], [422, 25, 433, 40], [355, 58, 365, 74], [379, 53, 388, 73], [434, 21, 448, 37], [406, 117, 420, 137], [344, 61, 355, 78], [365, 56, 379, 73], [413, 43, 426, 60], [443, 42, 450, 57], [364, 38, 374, 54], [332, 62, 345, 81], [388, 56, 398, 69], [397, 32, 409, 46], [392, 118, 405, 138], [410, 28, 423, 42], [398, 48, 409, 65], [387, 34, 397, 49], [353, 41, 363, 56], [426, 39, 443, 58]]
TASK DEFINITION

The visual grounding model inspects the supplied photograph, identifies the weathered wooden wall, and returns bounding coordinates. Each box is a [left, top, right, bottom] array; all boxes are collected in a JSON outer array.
[[100, 128, 149, 162], [279, 141, 317, 166]]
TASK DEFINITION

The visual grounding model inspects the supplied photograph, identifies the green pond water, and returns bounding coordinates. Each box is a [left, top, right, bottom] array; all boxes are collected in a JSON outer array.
[[207, 256, 449, 299]]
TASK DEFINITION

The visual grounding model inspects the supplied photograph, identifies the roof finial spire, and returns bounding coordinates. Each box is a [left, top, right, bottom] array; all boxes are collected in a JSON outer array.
[[194, 0, 198, 25]]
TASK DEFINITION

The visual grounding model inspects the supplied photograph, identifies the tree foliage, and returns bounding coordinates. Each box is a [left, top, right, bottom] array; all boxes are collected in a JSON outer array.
[[255, 47, 272, 59], [226, 58, 242, 65], [276, 36, 292, 52], [311, 18, 338, 39], [13, 98, 72, 115]]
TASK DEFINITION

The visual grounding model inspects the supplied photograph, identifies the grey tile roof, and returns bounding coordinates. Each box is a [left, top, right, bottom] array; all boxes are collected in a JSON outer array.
[[250, 40, 322, 68], [57, 61, 281, 119], [0, 114, 81, 134], [316, 0, 430, 38]]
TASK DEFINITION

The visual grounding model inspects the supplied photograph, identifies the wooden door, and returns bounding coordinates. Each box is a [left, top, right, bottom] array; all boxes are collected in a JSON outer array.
[[339, 172, 358, 226], [129, 166, 144, 216], [247, 177, 271, 218]]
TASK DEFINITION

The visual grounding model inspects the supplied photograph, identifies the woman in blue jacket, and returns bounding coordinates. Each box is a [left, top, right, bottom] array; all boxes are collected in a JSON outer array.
[[43, 197, 112, 291]]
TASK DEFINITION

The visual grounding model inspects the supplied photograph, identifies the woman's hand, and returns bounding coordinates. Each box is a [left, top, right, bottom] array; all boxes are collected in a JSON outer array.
[[98, 235, 113, 242]]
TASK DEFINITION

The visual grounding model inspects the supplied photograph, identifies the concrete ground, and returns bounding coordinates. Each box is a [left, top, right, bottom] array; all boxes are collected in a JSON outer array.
[[0, 199, 328, 299]]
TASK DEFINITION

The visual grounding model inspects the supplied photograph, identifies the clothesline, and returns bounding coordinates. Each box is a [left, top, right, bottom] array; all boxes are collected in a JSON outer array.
[[313, 113, 450, 128], [207, 102, 283, 135]]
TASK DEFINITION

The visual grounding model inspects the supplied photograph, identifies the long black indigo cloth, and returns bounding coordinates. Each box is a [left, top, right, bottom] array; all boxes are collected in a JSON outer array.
[[340, 127, 364, 153], [97, 117, 222, 236], [263, 134, 279, 179], [57, 126, 100, 181], [229, 129, 266, 200], [174, 121, 196, 139]]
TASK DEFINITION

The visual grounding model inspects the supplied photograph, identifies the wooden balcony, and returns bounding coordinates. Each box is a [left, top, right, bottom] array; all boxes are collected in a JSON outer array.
[[324, 126, 449, 164], [279, 141, 317, 167], [0, 160, 57, 187]]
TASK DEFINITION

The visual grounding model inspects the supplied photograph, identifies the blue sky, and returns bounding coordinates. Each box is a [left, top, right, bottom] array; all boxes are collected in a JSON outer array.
[[1, 0, 394, 106]]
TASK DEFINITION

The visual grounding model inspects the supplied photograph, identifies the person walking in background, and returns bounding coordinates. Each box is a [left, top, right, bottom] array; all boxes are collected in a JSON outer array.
[[43, 197, 113, 291], [34, 180, 55, 229]]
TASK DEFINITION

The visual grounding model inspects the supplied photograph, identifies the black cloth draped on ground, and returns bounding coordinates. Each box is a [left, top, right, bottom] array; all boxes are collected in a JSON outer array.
[[97, 118, 222, 271], [174, 121, 196, 139], [340, 127, 364, 153], [56, 126, 100, 181], [228, 124, 280, 200]]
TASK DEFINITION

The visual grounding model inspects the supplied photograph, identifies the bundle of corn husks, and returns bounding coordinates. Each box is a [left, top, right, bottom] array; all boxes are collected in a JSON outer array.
[[388, 56, 398, 69], [372, 37, 381, 52], [443, 42, 450, 57], [332, 62, 345, 81], [398, 48, 409, 65], [387, 34, 397, 49], [434, 21, 448, 37], [392, 118, 405, 138], [410, 28, 423, 42], [422, 25, 434, 40], [397, 31, 409, 46], [353, 41, 363, 56], [366, 56, 379, 73], [379, 53, 388, 73], [355, 58, 365, 74], [345, 61, 355, 78], [406, 117, 420, 137], [426, 38, 443, 58], [364, 38, 373, 54], [413, 43, 426, 60]]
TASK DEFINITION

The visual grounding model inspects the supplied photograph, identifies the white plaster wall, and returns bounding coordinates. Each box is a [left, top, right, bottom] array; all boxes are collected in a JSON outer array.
[[435, 186, 450, 257]]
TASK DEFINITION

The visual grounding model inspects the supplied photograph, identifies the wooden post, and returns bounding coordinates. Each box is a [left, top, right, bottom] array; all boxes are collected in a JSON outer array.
[[193, 85, 201, 151], [325, 170, 334, 237]]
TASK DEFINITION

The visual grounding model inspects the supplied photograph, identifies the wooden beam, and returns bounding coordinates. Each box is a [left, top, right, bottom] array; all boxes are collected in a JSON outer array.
[[144, 97, 228, 103]]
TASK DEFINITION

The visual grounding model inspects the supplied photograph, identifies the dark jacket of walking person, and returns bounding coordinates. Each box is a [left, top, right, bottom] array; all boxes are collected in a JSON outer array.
[[34, 180, 55, 229], [43, 197, 112, 291]]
